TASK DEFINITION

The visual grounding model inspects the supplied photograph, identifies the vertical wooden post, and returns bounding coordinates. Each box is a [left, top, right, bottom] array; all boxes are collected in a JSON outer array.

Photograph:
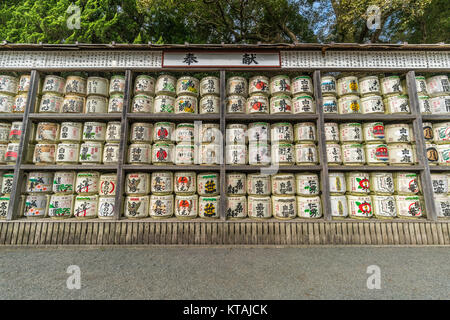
[[114, 70, 133, 220], [220, 70, 227, 221], [313, 70, 331, 220], [7, 70, 40, 220], [407, 71, 437, 221]]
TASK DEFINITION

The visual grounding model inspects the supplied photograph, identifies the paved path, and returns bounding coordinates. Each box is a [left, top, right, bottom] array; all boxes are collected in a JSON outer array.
[[1, 246, 449, 299]]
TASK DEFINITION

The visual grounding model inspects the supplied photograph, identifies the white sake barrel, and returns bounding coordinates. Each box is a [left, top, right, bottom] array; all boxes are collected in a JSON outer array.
[[62, 95, 84, 113], [199, 196, 220, 218], [321, 75, 337, 96], [99, 173, 117, 196], [153, 95, 174, 113], [64, 76, 87, 96], [384, 95, 410, 114], [128, 143, 152, 164], [134, 75, 155, 96], [272, 143, 295, 165], [200, 76, 220, 96], [175, 123, 194, 143], [291, 76, 313, 95], [294, 122, 316, 143], [437, 144, 450, 165], [153, 122, 175, 142], [79, 142, 102, 164], [75, 172, 99, 195], [426, 143, 439, 165], [297, 196, 322, 219], [126, 172, 150, 195], [199, 95, 220, 114], [395, 195, 423, 218], [433, 122, 450, 144], [36, 122, 60, 143], [0, 144, 6, 163], [365, 143, 389, 165], [422, 122, 433, 142], [5, 142, 20, 163], [0, 94, 14, 113], [249, 76, 269, 96], [226, 195, 247, 219], [26, 171, 53, 193], [226, 144, 247, 165], [86, 95, 108, 113], [130, 122, 153, 143], [360, 95, 385, 114], [0, 196, 10, 219], [52, 171, 75, 194], [248, 142, 271, 165], [418, 95, 431, 114], [394, 172, 420, 195], [102, 143, 119, 164], [175, 95, 197, 114], [385, 123, 411, 143], [270, 75, 291, 96], [292, 95, 315, 114], [339, 123, 362, 143], [226, 95, 246, 113], [296, 173, 319, 196], [294, 143, 318, 165], [337, 76, 359, 96], [197, 172, 219, 196], [38, 93, 64, 113], [434, 195, 450, 218], [248, 122, 270, 143], [105, 121, 121, 142], [24, 194, 49, 218], [175, 143, 196, 165], [0, 75, 18, 96], [324, 123, 339, 142], [176, 76, 199, 97], [59, 122, 82, 142], [346, 172, 370, 195], [341, 143, 365, 165], [347, 195, 373, 219], [109, 75, 126, 95], [155, 75, 176, 96], [359, 76, 381, 96], [270, 95, 292, 114], [271, 173, 295, 195], [226, 123, 247, 145], [402, 76, 428, 95], [12, 93, 27, 113], [175, 194, 198, 219], [199, 144, 221, 165], [248, 196, 272, 219], [372, 195, 397, 219], [247, 173, 271, 196], [362, 122, 385, 142], [200, 123, 220, 144], [18, 74, 38, 93], [87, 77, 109, 97], [56, 143, 79, 164], [388, 143, 414, 165], [381, 76, 403, 96], [174, 171, 196, 194], [370, 172, 394, 195], [326, 143, 342, 165], [272, 195, 297, 220], [431, 173, 448, 194], [152, 143, 174, 164], [108, 94, 123, 113], [149, 194, 174, 218], [426, 75, 450, 97], [330, 195, 348, 218], [227, 76, 247, 97], [322, 95, 338, 113], [246, 94, 269, 114], [125, 196, 149, 219], [32, 143, 56, 164], [42, 75, 65, 95], [429, 95, 450, 114], [49, 195, 74, 219], [271, 122, 293, 143], [338, 95, 361, 114], [151, 171, 173, 195], [226, 172, 247, 195], [98, 196, 115, 219], [1, 172, 14, 194], [82, 122, 106, 141]]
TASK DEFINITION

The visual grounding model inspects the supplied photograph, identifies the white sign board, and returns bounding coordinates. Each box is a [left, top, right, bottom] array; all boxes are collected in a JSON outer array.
[[162, 51, 281, 68]]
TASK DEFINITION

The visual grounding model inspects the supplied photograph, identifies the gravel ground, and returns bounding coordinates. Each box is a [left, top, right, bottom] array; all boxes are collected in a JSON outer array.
[[0, 246, 449, 300]]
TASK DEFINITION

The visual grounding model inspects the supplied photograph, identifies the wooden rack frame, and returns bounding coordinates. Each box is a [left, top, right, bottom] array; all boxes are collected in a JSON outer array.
[[1, 50, 449, 223]]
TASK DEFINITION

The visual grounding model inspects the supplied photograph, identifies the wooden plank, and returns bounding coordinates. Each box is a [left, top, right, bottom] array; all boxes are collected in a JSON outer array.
[[408, 223, 417, 245], [402, 223, 410, 245], [352, 223, 359, 244], [419, 223, 427, 245], [262, 223, 268, 245], [391, 222, 399, 245], [206, 223, 212, 245], [108, 223, 115, 245], [55, 222, 64, 245], [131, 222, 138, 244], [246, 223, 252, 245], [160, 222, 167, 245], [75, 222, 84, 245], [169, 222, 176, 245], [273, 222, 280, 245], [177, 222, 184, 245], [78, 222, 86, 245], [39, 222, 48, 245], [375, 223, 382, 245], [397, 222, 405, 244], [436, 223, 445, 245], [201, 223, 207, 245], [20, 222, 31, 245], [313, 223, 320, 245], [124, 222, 132, 245], [442, 223, 450, 244], [341, 222, 348, 244], [148, 222, 155, 244], [330, 223, 337, 245], [301, 223, 308, 244], [284, 223, 291, 245], [33, 222, 42, 245], [189, 223, 195, 245], [429, 223, 438, 245], [236, 223, 242, 244], [358, 223, 366, 245], [278, 222, 285, 245], [380, 223, 389, 245], [97, 222, 104, 245], [194, 223, 200, 245], [118, 222, 126, 245], [9, 222, 20, 245], [226, 223, 233, 245], [62, 222, 70, 245], [365, 223, 372, 245], [67, 222, 75, 244], [164, 222, 171, 245], [319, 222, 326, 245], [91, 222, 98, 245], [141, 222, 148, 245], [217, 222, 224, 245], [103, 222, 111, 245], [4, 223, 14, 245], [0, 223, 4, 244], [413, 223, 422, 245], [86, 222, 93, 245], [385, 222, 394, 245]]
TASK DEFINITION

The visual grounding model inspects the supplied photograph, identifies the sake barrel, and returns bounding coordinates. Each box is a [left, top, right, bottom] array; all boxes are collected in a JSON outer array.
[[24, 194, 49, 218], [226, 123, 247, 145], [175, 194, 198, 219], [294, 143, 318, 165], [53, 171, 76, 194], [365, 144, 389, 165], [75, 171, 99, 195], [247, 173, 271, 196], [226, 172, 247, 195], [130, 122, 153, 143], [155, 75, 176, 96], [394, 172, 420, 195], [426, 75, 450, 97], [105, 121, 121, 142], [346, 172, 370, 195], [59, 122, 82, 142], [48, 195, 74, 219], [174, 171, 196, 194], [418, 95, 431, 114], [0, 196, 10, 219], [384, 95, 410, 114], [32, 143, 56, 165], [246, 94, 269, 114], [153, 122, 175, 142], [431, 173, 448, 194], [372, 195, 397, 219], [370, 172, 394, 195], [291, 75, 313, 95], [64, 76, 87, 96], [330, 195, 348, 218], [226, 195, 247, 219], [199, 144, 221, 165], [226, 144, 247, 165], [82, 122, 106, 141], [338, 95, 361, 114], [270, 95, 292, 114], [0, 144, 6, 163], [127, 143, 152, 164], [125, 196, 149, 219], [0, 75, 18, 96], [26, 171, 53, 194], [227, 76, 247, 97], [248, 196, 272, 219], [153, 95, 174, 113], [102, 143, 119, 164], [434, 195, 450, 218], [200, 123, 221, 144], [422, 122, 433, 142], [322, 95, 338, 113], [429, 95, 450, 114], [62, 95, 84, 113], [199, 196, 220, 218], [200, 76, 220, 96], [324, 123, 339, 142], [131, 94, 154, 113], [381, 75, 403, 96], [339, 123, 362, 143], [433, 122, 450, 144], [294, 122, 316, 143], [125, 172, 150, 195], [85, 95, 108, 113], [42, 75, 65, 95], [87, 76, 109, 97], [79, 142, 103, 164], [149, 194, 174, 218], [226, 95, 246, 113], [296, 173, 319, 196], [98, 196, 115, 219], [437, 144, 450, 165], [271, 173, 296, 195], [321, 75, 337, 96], [248, 122, 270, 143], [272, 142, 295, 165], [270, 75, 291, 96], [347, 195, 373, 219], [363, 122, 385, 142], [388, 143, 414, 165], [36, 122, 60, 143], [56, 143, 80, 164], [176, 76, 199, 97], [12, 93, 27, 113], [1, 172, 14, 194], [151, 171, 173, 195], [401, 76, 428, 95], [107, 94, 124, 113], [38, 93, 64, 113], [0, 94, 14, 113], [272, 195, 297, 220], [134, 75, 155, 96], [395, 195, 423, 218], [175, 143, 196, 165], [5, 142, 20, 163], [109, 75, 126, 95], [249, 76, 269, 96], [271, 122, 293, 143], [175, 123, 194, 143], [337, 76, 359, 96], [292, 95, 315, 114], [426, 143, 439, 165], [297, 196, 322, 219], [197, 172, 219, 196], [360, 95, 385, 114], [359, 76, 381, 96], [175, 95, 197, 114], [18, 74, 37, 93], [341, 143, 365, 165], [385, 123, 411, 143], [99, 173, 117, 196], [199, 95, 220, 114], [326, 143, 342, 165]]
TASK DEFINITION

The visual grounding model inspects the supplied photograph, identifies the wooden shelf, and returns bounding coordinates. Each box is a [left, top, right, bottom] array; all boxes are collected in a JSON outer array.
[[29, 113, 122, 121], [0, 165, 15, 171], [0, 114, 24, 121], [429, 166, 450, 171], [21, 164, 118, 171], [225, 165, 322, 171], [328, 165, 424, 171], [421, 115, 450, 121], [127, 113, 220, 121], [123, 164, 221, 171]]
